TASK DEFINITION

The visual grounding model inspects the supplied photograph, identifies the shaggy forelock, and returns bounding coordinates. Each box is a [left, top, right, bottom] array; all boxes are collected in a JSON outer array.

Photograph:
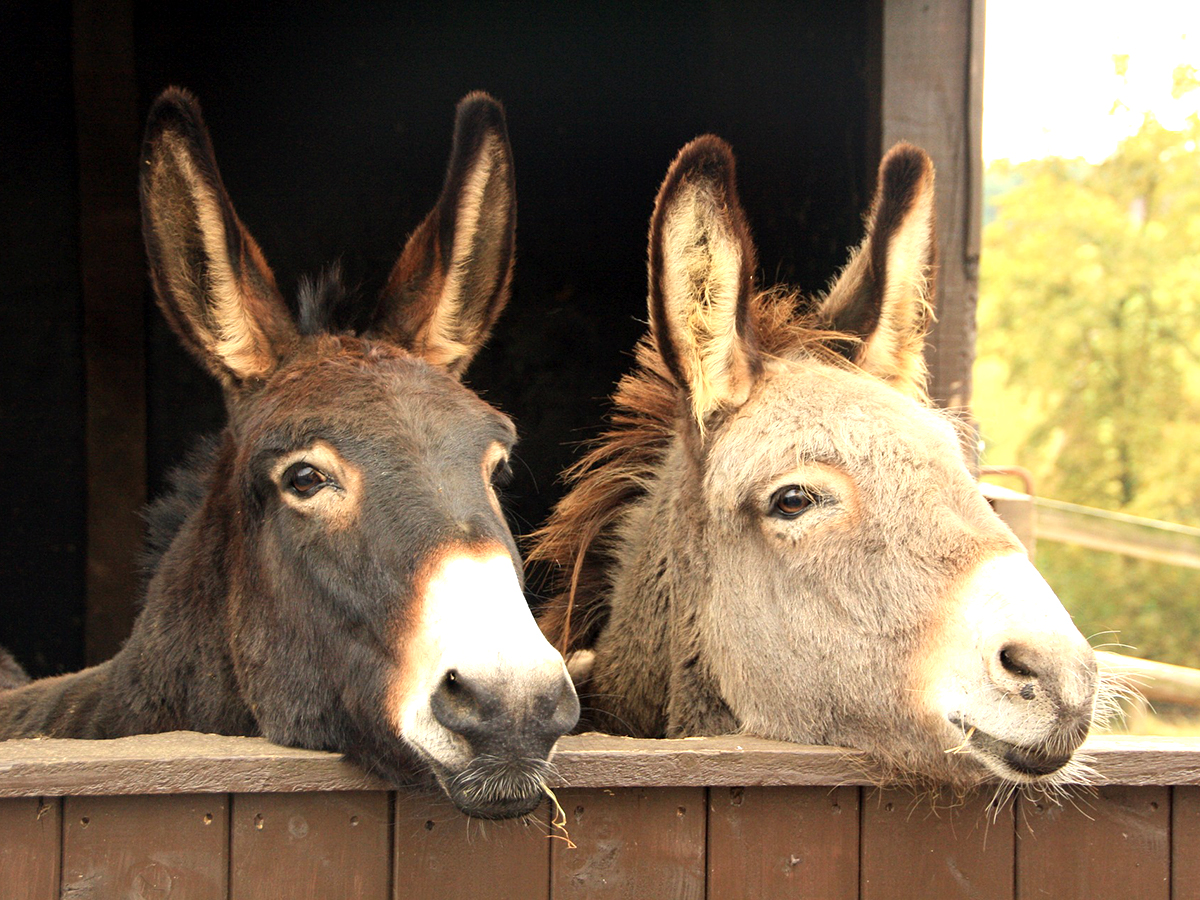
[[297, 263, 363, 336]]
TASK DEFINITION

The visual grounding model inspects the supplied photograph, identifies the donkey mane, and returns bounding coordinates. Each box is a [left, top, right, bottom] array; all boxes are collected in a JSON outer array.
[[531, 287, 856, 654], [297, 264, 365, 337], [140, 437, 220, 587]]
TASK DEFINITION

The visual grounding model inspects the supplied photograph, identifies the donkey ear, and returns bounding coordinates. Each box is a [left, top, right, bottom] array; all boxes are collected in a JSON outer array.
[[649, 136, 760, 425], [140, 88, 297, 387], [370, 92, 516, 377], [817, 143, 936, 399]]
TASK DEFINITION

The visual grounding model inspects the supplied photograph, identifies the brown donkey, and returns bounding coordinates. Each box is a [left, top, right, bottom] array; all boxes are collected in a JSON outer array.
[[533, 137, 1101, 789], [0, 89, 579, 819]]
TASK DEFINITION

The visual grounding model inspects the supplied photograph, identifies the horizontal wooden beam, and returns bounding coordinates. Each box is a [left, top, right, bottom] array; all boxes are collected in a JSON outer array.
[[1036, 497, 1200, 570], [0, 732, 385, 798], [1098, 650, 1200, 708], [982, 482, 1200, 569], [2, 732, 1199, 798]]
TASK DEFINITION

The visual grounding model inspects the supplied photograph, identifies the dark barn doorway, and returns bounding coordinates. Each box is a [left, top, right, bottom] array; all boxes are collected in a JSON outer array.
[[3, 0, 887, 675]]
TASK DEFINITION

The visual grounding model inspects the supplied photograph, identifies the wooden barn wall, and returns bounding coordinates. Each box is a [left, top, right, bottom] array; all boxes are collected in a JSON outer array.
[[0, 733, 1194, 899], [8, 786, 1180, 900], [2, 0, 901, 674], [0, 1, 88, 678]]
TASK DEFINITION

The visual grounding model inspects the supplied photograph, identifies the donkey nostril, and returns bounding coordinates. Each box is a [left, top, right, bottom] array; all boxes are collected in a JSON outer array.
[[999, 645, 1037, 679], [431, 668, 493, 739]]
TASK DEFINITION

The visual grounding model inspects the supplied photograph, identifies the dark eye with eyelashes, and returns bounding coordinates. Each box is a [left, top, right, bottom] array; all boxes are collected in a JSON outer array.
[[769, 485, 819, 519], [490, 458, 514, 488], [284, 462, 330, 497]]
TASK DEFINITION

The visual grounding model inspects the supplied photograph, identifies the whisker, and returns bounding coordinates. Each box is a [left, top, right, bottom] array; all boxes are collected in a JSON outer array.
[[580, 704, 639, 735]]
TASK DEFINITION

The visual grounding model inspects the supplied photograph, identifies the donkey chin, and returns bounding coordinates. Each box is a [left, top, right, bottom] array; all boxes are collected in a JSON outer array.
[[923, 552, 1101, 787], [400, 704, 566, 820], [427, 747, 556, 821]]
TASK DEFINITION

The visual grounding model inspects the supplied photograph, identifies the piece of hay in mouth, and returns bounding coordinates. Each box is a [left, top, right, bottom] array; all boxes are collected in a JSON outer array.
[[944, 726, 976, 755], [542, 785, 577, 849]]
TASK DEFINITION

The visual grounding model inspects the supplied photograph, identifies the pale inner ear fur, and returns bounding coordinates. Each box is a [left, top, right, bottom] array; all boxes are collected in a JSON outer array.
[[857, 178, 935, 399], [819, 149, 936, 402], [152, 133, 286, 382], [659, 184, 755, 423], [419, 131, 503, 371]]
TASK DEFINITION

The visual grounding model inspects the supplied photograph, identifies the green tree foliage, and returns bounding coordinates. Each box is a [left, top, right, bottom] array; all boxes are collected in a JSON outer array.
[[976, 107, 1200, 666]]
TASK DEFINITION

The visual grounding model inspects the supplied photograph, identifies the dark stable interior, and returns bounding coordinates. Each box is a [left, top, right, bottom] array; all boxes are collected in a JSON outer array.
[[2, 0, 879, 677]]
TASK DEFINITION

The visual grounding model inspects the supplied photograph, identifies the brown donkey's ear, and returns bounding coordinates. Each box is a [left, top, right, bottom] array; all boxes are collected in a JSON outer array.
[[140, 88, 297, 388], [648, 136, 760, 426], [370, 92, 516, 377], [817, 143, 936, 400]]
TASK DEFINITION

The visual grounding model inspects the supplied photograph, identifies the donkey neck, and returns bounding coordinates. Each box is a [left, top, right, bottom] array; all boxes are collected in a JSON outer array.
[[0, 663, 117, 738], [109, 434, 254, 735], [587, 434, 737, 738]]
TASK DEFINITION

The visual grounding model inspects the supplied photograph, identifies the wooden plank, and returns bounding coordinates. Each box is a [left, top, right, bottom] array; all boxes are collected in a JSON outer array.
[[882, 0, 981, 415], [1173, 786, 1200, 899], [393, 789, 550, 899], [0, 797, 60, 900], [550, 787, 706, 899], [1015, 786, 1169, 900], [61, 794, 227, 899], [230, 791, 390, 900], [4, 733, 1200, 797], [72, 0, 146, 665], [1096, 651, 1200, 708], [861, 787, 1013, 900], [964, 0, 985, 264], [1078, 736, 1200, 785], [706, 785, 859, 900], [0, 732, 390, 797], [550, 735, 871, 788], [470, 733, 1200, 790], [1035, 498, 1200, 571]]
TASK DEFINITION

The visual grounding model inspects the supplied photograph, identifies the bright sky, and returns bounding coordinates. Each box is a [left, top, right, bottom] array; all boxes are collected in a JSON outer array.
[[984, 1, 1200, 163]]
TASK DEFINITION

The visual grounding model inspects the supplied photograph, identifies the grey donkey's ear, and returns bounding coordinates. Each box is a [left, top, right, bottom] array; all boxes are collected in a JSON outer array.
[[816, 143, 936, 400], [369, 92, 516, 377], [140, 88, 297, 388], [648, 135, 760, 426]]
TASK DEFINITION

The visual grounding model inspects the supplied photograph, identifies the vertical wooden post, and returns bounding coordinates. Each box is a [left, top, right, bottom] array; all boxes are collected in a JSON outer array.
[[881, 0, 984, 431], [72, 0, 146, 664]]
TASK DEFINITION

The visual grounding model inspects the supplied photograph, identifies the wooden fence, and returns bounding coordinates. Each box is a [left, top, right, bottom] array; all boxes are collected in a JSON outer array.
[[2, 732, 1199, 899], [981, 479, 1200, 571]]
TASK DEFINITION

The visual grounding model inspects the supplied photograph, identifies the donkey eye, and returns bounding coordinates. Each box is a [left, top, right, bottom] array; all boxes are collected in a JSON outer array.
[[491, 458, 514, 488], [286, 463, 328, 497], [769, 486, 817, 519]]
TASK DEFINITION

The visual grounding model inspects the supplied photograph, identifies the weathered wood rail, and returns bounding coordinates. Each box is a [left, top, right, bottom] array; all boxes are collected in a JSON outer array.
[[2, 733, 1199, 899]]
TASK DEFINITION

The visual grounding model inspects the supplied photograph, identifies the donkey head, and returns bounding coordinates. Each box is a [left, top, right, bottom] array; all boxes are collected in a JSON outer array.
[[140, 89, 578, 817], [641, 137, 1098, 786]]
